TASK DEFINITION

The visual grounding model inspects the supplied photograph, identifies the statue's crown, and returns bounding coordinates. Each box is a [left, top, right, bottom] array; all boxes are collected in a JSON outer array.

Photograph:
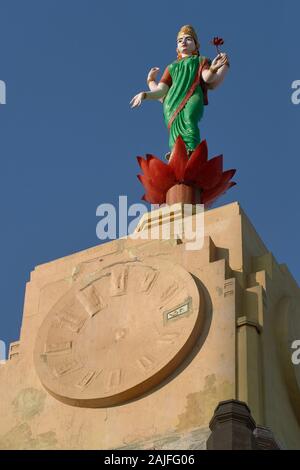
[[177, 25, 200, 50]]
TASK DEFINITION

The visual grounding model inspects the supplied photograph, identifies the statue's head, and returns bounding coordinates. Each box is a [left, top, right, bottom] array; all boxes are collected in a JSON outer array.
[[177, 25, 200, 59]]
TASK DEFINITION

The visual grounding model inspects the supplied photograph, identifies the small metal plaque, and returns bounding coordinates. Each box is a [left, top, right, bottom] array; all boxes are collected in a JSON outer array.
[[164, 298, 191, 322]]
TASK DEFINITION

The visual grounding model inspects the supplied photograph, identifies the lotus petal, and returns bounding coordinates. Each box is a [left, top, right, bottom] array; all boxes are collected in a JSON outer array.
[[137, 157, 151, 181], [142, 190, 165, 204], [219, 169, 236, 185], [202, 181, 236, 206], [184, 140, 208, 182], [196, 155, 223, 190], [146, 153, 160, 161], [137, 175, 163, 194], [201, 182, 236, 207], [169, 135, 188, 181], [137, 138, 236, 207], [147, 157, 176, 192]]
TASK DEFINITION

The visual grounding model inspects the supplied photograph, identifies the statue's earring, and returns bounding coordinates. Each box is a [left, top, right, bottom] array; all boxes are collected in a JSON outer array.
[[177, 49, 182, 60]]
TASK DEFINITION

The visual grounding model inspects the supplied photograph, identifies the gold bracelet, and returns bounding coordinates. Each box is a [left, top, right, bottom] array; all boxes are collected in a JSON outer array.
[[147, 78, 155, 85], [142, 92, 147, 100]]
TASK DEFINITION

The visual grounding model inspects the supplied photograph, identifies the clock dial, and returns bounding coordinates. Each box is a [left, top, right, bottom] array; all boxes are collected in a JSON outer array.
[[34, 258, 205, 407]]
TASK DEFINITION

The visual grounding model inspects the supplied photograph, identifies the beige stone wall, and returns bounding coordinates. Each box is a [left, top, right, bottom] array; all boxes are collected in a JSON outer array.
[[0, 202, 299, 449]]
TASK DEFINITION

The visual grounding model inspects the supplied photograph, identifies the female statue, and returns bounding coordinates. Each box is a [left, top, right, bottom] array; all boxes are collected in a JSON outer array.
[[130, 25, 230, 159]]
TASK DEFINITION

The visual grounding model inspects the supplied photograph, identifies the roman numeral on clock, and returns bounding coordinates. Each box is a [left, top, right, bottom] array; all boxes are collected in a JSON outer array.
[[106, 369, 122, 391], [44, 341, 72, 355], [76, 369, 102, 389], [137, 355, 156, 372], [76, 284, 106, 318]]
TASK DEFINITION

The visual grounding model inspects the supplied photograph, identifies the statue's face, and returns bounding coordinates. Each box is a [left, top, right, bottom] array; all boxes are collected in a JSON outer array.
[[177, 34, 196, 56]]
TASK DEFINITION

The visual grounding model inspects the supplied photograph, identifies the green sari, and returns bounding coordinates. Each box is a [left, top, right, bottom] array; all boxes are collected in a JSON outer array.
[[163, 55, 209, 152]]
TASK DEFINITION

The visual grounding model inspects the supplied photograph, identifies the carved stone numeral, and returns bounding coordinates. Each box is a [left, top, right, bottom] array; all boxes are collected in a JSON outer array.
[[52, 358, 82, 377], [138, 269, 158, 293], [157, 333, 179, 345], [55, 303, 87, 333], [76, 284, 106, 318], [110, 266, 128, 296], [137, 355, 156, 373], [44, 341, 72, 355], [76, 369, 102, 389], [160, 282, 179, 303], [106, 369, 122, 391]]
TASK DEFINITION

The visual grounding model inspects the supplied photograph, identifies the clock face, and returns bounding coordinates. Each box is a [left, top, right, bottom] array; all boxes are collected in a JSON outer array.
[[34, 257, 205, 407]]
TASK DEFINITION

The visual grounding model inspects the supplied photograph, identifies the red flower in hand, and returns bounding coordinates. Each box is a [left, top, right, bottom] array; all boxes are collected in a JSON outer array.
[[211, 37, 224, 54]]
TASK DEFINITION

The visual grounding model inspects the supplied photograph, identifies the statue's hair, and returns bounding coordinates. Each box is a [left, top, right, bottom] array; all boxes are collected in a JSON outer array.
[[177, 25, 200, 59]]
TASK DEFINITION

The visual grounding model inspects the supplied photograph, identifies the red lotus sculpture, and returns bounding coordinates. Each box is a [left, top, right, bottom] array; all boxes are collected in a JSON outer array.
[[137, 136, 236, 207]]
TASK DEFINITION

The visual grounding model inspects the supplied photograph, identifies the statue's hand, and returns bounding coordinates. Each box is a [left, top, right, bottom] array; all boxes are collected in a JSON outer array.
[[147, 67, 160, 82], [211, 53, 230, 72], [130, 92, 146, 108]]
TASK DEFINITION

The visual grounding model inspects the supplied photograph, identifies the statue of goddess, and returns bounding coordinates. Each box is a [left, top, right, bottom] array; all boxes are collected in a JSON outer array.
[[130, 25, 229, 159]]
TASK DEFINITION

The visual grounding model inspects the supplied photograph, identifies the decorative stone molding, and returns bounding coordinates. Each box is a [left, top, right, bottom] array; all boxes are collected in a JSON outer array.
[[207, 400, 281, 450]]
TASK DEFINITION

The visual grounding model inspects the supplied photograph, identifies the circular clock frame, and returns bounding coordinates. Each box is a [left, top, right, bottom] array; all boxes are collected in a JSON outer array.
[[34, 257, 205, 407]]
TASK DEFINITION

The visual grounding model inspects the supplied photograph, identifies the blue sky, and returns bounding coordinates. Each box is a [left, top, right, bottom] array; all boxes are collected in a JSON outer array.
[[0, 0, 299, 352]]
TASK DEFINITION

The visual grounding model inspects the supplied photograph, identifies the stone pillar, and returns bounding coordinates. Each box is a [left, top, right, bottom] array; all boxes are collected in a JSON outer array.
[[207, 400, 257, 450], [253, 425, 281, 450]]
